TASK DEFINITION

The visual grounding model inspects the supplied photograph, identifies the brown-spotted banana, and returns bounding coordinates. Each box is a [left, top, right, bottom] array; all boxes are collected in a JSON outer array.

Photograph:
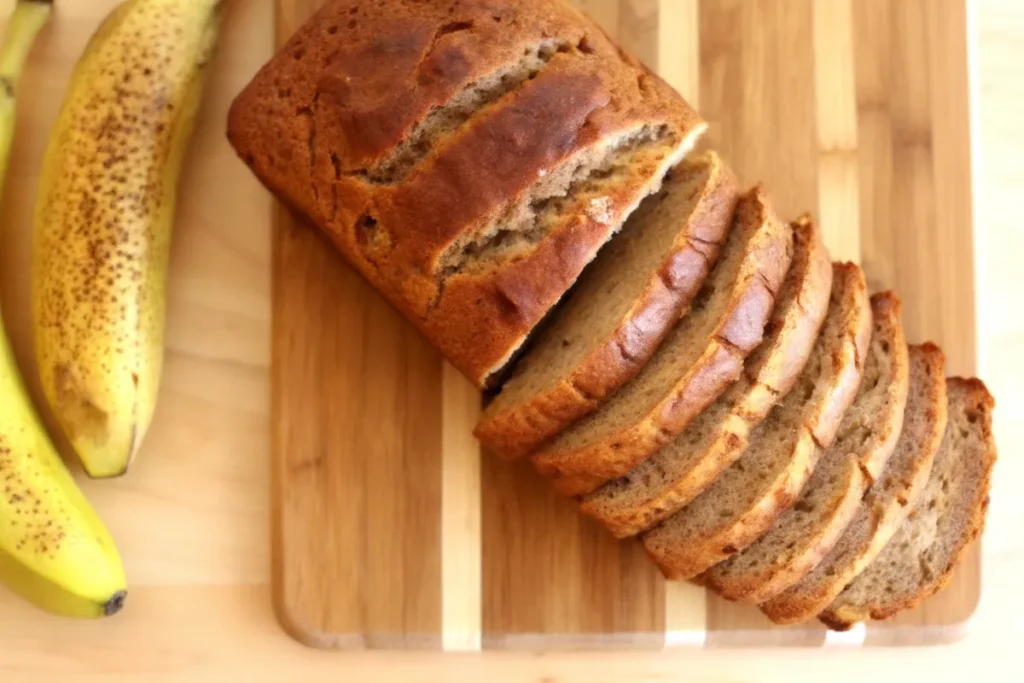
[[0, 0, 128, 618], [33, 0, 223, 478]]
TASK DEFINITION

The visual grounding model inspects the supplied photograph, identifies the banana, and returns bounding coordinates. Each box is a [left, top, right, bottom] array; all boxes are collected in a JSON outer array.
[[32, 0, 223, 478], [0, 0, 127, 618]]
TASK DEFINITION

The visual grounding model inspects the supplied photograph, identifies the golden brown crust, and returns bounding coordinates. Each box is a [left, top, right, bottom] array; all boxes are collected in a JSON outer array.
[[227, 0, 706, 386], [529, 187, 793, 496], [807, 264, 875, 449], [473, 154, 739, 460], [859, 293, 911, 478], [736, 215, 835, 418]]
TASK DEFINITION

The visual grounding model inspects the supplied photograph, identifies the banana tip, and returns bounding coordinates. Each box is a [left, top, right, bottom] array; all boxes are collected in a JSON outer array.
[[83, 462, 132, 479], [104, 591, 127, 617]]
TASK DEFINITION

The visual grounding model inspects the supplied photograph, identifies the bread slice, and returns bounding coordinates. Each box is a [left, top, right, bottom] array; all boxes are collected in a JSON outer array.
[[530, 187, 793, 496], [819, 377, 996, 630], [642, 263, 871, 580], [702, 292, 910, 603], [762, 344, 947, 624], [579, 216, 832, 537], [474, 152, 740, 460]]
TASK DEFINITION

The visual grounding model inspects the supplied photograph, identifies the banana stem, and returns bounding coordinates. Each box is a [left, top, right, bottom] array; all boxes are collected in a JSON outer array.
[[0, 1, 52, 189], [0, 1, 52, 86]]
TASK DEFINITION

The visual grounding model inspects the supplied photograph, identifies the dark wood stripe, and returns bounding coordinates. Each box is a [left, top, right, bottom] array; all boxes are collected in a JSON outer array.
[[272, 209, 445, 648], [481, 455, 665, 648], [271, 1, 444, 649]]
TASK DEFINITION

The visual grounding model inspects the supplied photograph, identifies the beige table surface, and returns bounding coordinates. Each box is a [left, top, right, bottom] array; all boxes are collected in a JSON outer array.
[[0, 0, 1021, 680]]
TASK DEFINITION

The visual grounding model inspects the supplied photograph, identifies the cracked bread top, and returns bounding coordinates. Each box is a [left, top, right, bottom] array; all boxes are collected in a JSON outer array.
[[227, 0, 706, 386]]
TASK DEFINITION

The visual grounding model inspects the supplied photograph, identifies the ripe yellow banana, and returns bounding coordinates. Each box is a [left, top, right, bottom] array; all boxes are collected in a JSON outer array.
[[0, 0, 127, 618], [33, 0, 223, 478]]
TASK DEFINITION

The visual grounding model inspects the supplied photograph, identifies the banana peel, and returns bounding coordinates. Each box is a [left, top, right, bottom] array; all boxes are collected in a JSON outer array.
[[0, 0, 127, 619], [32, 0, 224, 478]]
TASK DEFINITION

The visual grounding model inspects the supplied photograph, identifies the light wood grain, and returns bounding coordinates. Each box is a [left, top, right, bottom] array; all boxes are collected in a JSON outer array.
[[0, 0, 1012, 672], [697, 0, 819, 219], [441, 361, 482, 651], [657, 0, 699, 106], [812, 0, 861, 263]]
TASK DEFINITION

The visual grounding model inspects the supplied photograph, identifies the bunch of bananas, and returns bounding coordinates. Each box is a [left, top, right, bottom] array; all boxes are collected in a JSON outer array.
[[0, 0, 222, 617]]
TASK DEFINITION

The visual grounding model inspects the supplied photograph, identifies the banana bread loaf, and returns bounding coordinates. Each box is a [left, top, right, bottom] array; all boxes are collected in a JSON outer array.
[[227, 0, 706, 386]]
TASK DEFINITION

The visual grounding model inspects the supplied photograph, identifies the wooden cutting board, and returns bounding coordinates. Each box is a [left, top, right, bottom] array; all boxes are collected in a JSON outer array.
[[272, 0, 978, 650]]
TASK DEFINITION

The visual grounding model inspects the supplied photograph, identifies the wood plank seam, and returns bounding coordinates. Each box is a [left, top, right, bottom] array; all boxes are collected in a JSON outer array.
[[656, 0, 707, 647], [441, 362, 482, 651], [813, 0, 861, 263]]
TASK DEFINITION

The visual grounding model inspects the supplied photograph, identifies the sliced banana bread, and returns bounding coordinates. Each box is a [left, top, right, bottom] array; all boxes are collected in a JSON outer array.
[[702, 292, 910, 603], [642, 263, 871, 580], [228, 0, 708, 387], [762, 344, 947, 625], [530, 187, 793, 496], [579, 216, 832, 537], [819, 377, 996, 631], [474, 152, 739, 460]]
